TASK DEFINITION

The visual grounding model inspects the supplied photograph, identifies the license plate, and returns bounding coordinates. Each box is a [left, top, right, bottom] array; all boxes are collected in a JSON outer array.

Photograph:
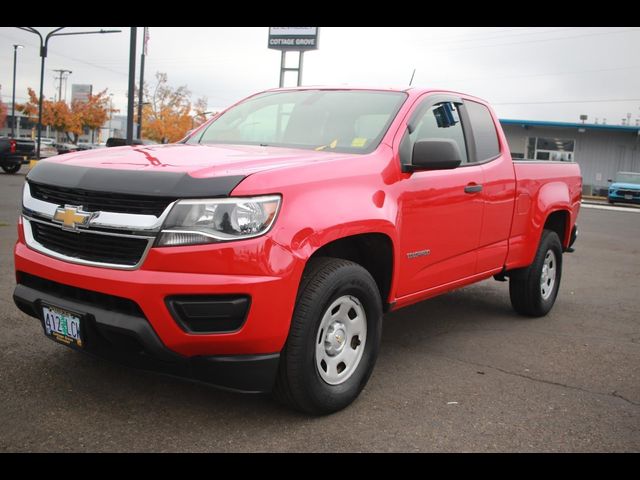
[[42, 304, 83, 348], [624, 194, 633, 200]]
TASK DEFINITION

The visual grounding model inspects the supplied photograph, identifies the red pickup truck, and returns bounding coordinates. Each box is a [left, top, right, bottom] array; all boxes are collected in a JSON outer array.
[[14, 87, 581, 414]]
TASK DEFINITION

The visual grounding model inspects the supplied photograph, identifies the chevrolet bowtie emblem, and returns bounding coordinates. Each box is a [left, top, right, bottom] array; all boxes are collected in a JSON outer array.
[[53, 205, 95, 230]]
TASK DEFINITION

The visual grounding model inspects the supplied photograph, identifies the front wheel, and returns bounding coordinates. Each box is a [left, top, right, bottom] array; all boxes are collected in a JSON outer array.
[[273, 257, 383, 415], [1, 164, 21, 174], [509, 229, 563, 317]]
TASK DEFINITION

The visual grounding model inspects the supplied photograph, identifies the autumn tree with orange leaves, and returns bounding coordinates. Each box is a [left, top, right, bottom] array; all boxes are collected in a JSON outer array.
[[139, 72, 209, 143], [0, 92, 7, 129], [18, 88, 116, 143]]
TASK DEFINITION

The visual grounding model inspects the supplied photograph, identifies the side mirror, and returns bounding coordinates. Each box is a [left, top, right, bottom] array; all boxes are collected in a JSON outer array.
[[403, 138, 462, 172], [106, 137, 127, 148]]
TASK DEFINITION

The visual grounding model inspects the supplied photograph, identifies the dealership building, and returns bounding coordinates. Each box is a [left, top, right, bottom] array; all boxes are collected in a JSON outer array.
[[500, 119, 640, 195]]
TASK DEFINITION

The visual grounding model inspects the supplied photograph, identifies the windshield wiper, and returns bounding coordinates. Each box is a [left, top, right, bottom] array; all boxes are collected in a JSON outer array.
[[314, 139, 338, 151]]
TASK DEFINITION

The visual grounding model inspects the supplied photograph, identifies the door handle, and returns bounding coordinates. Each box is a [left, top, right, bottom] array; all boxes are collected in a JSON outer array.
[[464, 183, 483, 193]]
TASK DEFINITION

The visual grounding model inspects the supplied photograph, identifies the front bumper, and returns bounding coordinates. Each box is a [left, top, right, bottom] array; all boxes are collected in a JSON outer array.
[[608, 191, 640, 204], [13, 219, 305, 390], [14, 232, 302, 356], [14, 278, 279, 392]]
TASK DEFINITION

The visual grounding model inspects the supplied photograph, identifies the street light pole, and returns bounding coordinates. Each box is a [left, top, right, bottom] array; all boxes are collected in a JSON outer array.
[[11, 44, 23, 138], [137, 26, 147, 140], [126, 27, 137, 145], [16, 27, 121, 159]]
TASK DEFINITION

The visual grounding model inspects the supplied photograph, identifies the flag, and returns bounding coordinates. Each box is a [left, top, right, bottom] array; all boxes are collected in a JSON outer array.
[[143, 27, 150, 56]]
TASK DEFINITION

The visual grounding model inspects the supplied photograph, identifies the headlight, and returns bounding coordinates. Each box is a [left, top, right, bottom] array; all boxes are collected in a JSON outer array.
[[156, 195, 281, 247]]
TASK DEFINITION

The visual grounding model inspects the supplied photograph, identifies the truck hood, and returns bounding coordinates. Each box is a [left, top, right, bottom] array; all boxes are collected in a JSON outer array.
[[610, 182, 640, 190], [26, 143, 351, 198], [43, 143, 348, 177]]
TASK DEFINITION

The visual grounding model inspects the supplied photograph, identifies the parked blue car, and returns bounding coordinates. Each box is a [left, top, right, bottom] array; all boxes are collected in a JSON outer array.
[[608, 172, 640, 205]]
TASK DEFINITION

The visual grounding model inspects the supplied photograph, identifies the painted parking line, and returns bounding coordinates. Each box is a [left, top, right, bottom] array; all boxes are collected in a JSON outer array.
[[581, 203, 640, 213]]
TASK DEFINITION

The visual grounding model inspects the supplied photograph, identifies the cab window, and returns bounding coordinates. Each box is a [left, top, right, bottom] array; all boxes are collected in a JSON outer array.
[[399, 102, 469, 165]]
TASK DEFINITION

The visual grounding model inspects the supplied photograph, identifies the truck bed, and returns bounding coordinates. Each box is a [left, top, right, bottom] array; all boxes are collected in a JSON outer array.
[[506, 160, 582, 270]]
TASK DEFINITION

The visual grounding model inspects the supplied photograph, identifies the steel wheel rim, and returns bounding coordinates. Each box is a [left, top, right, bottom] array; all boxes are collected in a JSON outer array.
[[315, 295, 367, 385], [540, 249, 557, 300]]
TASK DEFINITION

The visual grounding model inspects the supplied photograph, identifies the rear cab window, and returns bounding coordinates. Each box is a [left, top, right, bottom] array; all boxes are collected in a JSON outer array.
[[463, 100, 501, 162]]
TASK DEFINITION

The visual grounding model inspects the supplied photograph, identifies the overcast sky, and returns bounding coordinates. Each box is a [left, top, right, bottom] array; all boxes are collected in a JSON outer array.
[[1, 27, 639, 125]]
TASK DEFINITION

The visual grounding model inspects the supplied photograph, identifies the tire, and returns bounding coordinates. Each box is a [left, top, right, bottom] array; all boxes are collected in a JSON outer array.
[[1, 164, 21, 174], [273, 257, 383, 415], [509, 229, 563, 317]]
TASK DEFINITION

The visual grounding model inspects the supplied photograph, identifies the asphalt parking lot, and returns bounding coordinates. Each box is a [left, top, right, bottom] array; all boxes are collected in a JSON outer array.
[[0, 168, 638, 452]]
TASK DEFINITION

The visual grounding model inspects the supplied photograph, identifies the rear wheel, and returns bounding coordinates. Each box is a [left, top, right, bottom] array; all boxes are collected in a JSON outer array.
[[1, 164, 21, 174], [509, 229, 563, 317], [273, 257, 382, 415]]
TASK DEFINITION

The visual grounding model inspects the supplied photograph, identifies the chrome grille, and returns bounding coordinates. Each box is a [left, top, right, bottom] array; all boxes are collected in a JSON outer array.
[[30, 221, 149, 266], [22, 182, 164, 270]]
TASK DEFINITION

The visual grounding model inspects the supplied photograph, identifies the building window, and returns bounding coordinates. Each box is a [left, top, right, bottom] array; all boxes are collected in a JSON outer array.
[[526, 136, 575, 162]]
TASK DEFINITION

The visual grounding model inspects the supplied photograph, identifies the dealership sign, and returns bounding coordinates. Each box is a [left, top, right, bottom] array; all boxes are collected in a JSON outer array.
[[268, 27, 319, 50], [71, 84, 92, 103]]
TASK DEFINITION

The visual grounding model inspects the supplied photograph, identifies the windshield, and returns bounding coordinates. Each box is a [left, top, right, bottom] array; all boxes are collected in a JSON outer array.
[[187, 90, 407, 154], [616, 172, 640, 184]]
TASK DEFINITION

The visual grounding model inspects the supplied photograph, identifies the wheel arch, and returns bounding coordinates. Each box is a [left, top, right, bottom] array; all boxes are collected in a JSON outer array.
[[543, 209, 571, 248], [304, 232, 395, 311]]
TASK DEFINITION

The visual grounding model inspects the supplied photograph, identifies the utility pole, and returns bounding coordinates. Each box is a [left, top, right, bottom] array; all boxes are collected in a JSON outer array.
[[53, 69, 72, 101], [108, 93, 114, 139], [62, 73, 69, 101], [53, 69, 71, 143]]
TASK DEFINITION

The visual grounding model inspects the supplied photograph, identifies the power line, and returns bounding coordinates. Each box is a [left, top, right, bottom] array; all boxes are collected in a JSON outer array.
[[493, 98, 640, 105], [412, 26, 584, 49], [426, 27, 640, 54], [436, 64, 640, 84], [0, 31, 128, 77], [132, 28, 567, 66]]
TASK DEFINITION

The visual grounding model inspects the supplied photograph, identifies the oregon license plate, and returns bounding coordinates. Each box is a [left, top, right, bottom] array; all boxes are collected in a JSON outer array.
[[42, 304, 83, 348]]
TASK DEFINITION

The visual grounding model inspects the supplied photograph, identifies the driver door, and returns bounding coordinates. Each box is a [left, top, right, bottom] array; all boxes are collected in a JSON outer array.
[[395, 97, 484, 297]]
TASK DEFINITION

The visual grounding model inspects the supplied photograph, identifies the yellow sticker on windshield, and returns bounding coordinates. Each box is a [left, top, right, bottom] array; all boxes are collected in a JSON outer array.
[[351, 137, 367, 147]]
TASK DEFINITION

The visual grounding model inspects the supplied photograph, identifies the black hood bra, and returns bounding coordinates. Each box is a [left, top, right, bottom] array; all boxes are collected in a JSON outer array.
[[27, 161, 246, 198]]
